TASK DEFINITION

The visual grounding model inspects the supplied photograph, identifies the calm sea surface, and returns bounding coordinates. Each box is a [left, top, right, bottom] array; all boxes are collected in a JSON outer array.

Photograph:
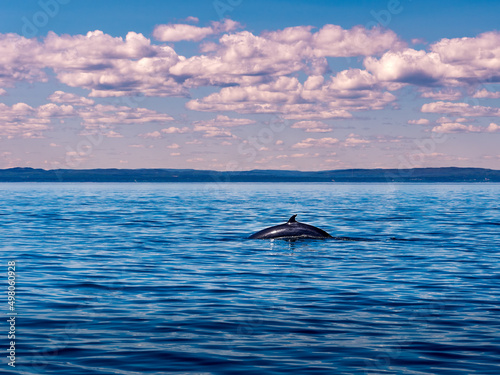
[[1, 183, 499, 375]]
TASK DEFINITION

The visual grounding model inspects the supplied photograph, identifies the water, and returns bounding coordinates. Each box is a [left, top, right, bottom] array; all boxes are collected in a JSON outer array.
[[1, 183, 499, 375]]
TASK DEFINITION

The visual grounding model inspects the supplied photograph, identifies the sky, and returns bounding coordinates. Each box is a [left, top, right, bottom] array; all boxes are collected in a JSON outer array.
[[0, 0, 499, 171]]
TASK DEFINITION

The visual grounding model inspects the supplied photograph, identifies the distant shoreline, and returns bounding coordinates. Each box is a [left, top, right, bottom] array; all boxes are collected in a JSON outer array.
[[1, 167, 499, 183]]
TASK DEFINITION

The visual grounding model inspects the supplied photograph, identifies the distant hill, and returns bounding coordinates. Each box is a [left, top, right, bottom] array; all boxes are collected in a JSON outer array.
[[0, 167, 499, 182]]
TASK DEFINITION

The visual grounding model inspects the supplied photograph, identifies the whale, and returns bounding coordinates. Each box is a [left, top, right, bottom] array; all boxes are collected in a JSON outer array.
[[249, 215, 332, 239]]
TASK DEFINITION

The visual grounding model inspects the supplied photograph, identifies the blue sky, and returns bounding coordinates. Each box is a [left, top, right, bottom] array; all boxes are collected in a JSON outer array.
[[0, 0, 499, 170]]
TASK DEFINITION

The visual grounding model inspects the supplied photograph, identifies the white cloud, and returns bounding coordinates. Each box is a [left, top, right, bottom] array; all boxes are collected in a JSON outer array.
[[421, 101, 500, 117], [420, 88, 463, 100], [102, 130, 123, 138], [0, 34, 45, 90], [329, 69, 378, 90], [291, 120, 332, 133], [0, 91, 175, 140], [37, 103, 76, 118], [153, 24, 215, 42], [170, 25, 401, 88], [138, 131, 162, 139], [408, 118, 430, 125], [472, 89, 500, 99], [152, 19, 240, 42], [192, 115, 254, 138], [292, 137, 339, 149], [48, 91, 95, 106], [193, 115, 255, 128], [42, 30, 185, 97], [344, 134, 370, 147], [431, 122, 480, 133], [79, 104, 174, 127], [436, 116, 452, 123], [365, 31, 500, 86], [311, 25, 404, 57], [0, 102, 73, 138], [186, 139, 203, 145], [186, 75, 394, 120], [486, 122, 500, 132], [429, 122, 499, 133], [161, 126, 190, 134]]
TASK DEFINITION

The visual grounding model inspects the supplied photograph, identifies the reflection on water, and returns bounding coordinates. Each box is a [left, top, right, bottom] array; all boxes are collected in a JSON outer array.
[[1, 183, 499, 375]]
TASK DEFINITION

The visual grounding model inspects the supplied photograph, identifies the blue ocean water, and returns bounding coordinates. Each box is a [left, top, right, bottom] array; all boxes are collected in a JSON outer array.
[[1, 182, 500, 375]]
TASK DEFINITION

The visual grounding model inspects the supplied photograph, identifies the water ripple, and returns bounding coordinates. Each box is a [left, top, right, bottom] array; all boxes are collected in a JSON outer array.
[[1, 183, 499, 374]]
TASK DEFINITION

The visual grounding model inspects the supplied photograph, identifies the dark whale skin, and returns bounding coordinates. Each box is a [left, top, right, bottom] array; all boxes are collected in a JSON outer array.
[[249, 215, 332, 239]]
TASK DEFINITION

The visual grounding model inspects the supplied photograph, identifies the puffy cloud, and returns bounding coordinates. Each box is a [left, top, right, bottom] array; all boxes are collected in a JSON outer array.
[[420, 88, 463, 100], [473, 89, 500, 98], [152, 19, 240, 42], [187, 75, 395, 119], [103, 130, 123, 138], [0, 102, 50, 138], [276, 153, 320, 159], [48, 91, 95, 106], [170, 25, 401, 88], [486, 122, 500, 132], [185, 139, 203, 145], [365, 31, 500, 86], [1, 25, 396, 99], [292, 137, 339, 149], [430, 122, 499, 133], [37, 103, 76, 118], [80, 129, 124, 138], [191, 115, 252, 138], [431, 31, 500, 69], [262, 25, 314, 44], [0, 95, 175, 138], [411, 38, 427, 45], [408, 118, 430, 125], [184, 16, 199, 23], [2, 23, 500, 132], [344, 134, 370, 147], [263, 25, 403, 57], [193, 115, 255, 129], [41, 30, 185, 97], [0, 34, 45, 89], [138, 131, 162, 139], [431, 122, 480, 133], [170, 31, 323, 87], [79, 104, 174, 127], [161, 127, 190, 134], [436, 116, 452, 123], [291, 121, 332, 133], [0, 102, 84, 138], [364, 49, 449, 85], [421, 101, 500, 117], [329, 69, 378, 90], [311, 25, 404, 57], [153, 24, 214, 42]]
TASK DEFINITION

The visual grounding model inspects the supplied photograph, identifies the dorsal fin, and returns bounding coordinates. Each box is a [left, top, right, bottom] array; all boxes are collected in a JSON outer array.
[[287, 214, 297, 223]]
